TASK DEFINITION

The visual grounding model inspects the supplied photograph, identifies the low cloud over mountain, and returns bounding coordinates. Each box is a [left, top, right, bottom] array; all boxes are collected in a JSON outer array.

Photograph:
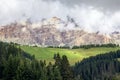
[[0, 17, 119, 46], [0, 0, 120, 33]]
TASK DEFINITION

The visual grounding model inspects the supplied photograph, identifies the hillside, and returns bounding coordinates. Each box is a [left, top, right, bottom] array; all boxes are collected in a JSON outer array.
[[74, 50, 120, 80], [21, 45, 120, 65]]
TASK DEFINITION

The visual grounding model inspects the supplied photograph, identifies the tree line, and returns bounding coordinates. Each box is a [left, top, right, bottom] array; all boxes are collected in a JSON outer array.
[[72, 43, 119, 49], [48, 43, 119, 49]]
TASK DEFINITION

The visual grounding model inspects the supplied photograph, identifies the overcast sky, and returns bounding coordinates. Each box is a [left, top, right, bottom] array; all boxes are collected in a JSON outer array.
[[0, 0, 120, 33], [44, 0, 120, 12]]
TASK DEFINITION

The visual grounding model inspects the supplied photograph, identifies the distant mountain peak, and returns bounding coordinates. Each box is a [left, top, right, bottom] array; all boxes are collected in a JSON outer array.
[[0, 17, 119, 46]]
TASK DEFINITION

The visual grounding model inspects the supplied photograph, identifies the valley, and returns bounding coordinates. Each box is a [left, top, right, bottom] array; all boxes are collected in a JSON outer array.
[[21, 45, 120, 65]]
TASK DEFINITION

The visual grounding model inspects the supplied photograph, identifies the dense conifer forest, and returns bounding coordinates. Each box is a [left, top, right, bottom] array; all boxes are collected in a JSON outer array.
[[0, 42, 73, 80], [74, 50, 120, 80], [0, 41, 120, 80]]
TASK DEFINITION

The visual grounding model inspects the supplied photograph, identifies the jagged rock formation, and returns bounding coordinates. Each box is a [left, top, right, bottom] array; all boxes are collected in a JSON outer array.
[[0, 17, 119, 47]]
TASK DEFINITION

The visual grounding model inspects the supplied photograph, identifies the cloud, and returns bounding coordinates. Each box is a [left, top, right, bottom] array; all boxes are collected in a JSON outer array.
[[44, 0, 120, 12], [68, 6, 120, 33], [0, 0, 68, 24], [0, 0, 120, 33]]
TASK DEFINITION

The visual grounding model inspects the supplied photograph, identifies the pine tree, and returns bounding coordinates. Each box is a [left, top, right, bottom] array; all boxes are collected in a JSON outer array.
[[15, 59, 35, 80], [53, 66, 62, 80], [39, 60, 47, 80], [47, 62, 54, 80], [61, 55, 73, 80], [3, 55, 19, 80], [54, 53, 61, 68]]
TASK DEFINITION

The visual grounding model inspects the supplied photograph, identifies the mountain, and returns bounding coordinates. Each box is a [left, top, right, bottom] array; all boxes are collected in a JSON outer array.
[[0, 17, 119, 47]]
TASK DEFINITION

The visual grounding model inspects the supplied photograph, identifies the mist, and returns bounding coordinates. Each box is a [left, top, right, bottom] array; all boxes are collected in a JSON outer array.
[[0, 0, 120, 33]]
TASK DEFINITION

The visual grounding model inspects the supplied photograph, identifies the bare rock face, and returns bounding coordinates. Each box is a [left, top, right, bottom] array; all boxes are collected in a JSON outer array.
[[0, 17, 119, 46]]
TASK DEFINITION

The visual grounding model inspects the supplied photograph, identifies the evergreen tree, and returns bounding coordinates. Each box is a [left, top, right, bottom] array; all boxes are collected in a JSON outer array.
[[53, 66, 62, 80], [16, 60, 35, 80], [54, 53, 61, 68], [61, 55, 73, 80], [3, 55, 19, 80], [47, 62, 54, 80], [39, 60, 47, 80]]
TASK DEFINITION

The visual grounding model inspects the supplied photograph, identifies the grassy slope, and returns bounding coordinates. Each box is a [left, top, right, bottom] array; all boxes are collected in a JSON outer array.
[[21, 46, 120, 65]]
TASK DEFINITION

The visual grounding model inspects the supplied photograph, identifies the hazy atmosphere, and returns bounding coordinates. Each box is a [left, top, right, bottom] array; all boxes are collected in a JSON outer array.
[[0, 0, 120, 33]]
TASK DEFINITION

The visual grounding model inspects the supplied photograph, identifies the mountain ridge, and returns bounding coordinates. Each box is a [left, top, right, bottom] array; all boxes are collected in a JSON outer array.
[[0, 17, 119, 47]]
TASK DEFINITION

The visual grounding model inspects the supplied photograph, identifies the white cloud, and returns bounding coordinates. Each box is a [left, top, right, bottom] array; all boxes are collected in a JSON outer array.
[[0, 0, 120, 33]]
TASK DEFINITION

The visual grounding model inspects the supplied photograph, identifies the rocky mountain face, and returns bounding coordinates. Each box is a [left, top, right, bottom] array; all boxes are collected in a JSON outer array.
[[0, 17, 119, 47]]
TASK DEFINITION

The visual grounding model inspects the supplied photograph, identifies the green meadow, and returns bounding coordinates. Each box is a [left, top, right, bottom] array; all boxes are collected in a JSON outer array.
[[21, 46, 120, 65]]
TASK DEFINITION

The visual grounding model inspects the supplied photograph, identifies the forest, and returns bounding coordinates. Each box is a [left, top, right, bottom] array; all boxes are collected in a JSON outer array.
[[0, 42, 120, 80], [48, 43, 119, 49]]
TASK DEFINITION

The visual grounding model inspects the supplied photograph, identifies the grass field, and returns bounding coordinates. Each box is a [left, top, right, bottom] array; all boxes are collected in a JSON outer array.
[[21, 46, 120, 65]]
